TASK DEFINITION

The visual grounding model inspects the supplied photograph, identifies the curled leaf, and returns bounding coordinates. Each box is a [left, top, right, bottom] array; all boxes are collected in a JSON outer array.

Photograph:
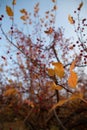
[[44, 27, 54, 34], [6, 6, 14, 16], [68, 15, 74, 24]]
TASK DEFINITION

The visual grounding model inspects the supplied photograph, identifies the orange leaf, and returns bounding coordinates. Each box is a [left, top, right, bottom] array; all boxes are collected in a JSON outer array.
[[52, 62, 65, 78], [47, 68, 55, 76], [6, 6, 14, 16], [68, 71, 78, 88], [69, 93, 83, 101], [70, 60, 76, 72], [4, 88, 17, 96], [20, 9, 27, 14], [51, 82, 63, 90], [20, 15, 28, 21], [44, 27, 54, 34]]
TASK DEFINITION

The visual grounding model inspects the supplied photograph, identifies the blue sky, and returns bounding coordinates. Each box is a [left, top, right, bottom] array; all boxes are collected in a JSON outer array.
[[0, 0, 87, 74]]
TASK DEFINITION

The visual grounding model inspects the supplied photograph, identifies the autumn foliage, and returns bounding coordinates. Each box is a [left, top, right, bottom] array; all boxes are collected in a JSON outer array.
[[0, 0, 87, 129]]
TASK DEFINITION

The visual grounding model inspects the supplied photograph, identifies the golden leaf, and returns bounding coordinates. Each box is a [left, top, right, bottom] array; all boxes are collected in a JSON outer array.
[[69, 93, 83, 101], [68, 15, 74, 24], [20, 9, 27, 14], [6, 6, 14, 16], [47, 68, 55, 76], [51, 82, 63, 90], [70, 59, 76, 72], [4, 88, 17, 96], [20, 15, 27, 21], [68, 71, 78, 88], [52, 62, 65, 78]]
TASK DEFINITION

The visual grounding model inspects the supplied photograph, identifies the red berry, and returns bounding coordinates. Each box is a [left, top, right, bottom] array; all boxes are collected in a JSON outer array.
[[73, 44, 75, 47], [74, 11, 76, 13], [0, 17, 2, 20]]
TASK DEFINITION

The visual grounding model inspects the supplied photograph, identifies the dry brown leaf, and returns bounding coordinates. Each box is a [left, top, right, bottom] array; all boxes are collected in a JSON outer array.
[[78, 2, 83, 10], [52, 0, 56, 2]]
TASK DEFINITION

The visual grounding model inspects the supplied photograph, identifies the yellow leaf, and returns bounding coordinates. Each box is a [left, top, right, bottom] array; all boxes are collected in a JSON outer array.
[[70, 59, 76, 72], [68, 71, 78, 88], [51, 82, 63, 90], [6, 6, 14, 16], [52, 62, 65, 78], [47, 68, 55, 76], [68, 15, 74, 24]]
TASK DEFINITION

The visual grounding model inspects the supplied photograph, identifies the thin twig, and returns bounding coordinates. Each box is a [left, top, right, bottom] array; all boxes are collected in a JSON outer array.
[[53, 109, 67, 130]]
